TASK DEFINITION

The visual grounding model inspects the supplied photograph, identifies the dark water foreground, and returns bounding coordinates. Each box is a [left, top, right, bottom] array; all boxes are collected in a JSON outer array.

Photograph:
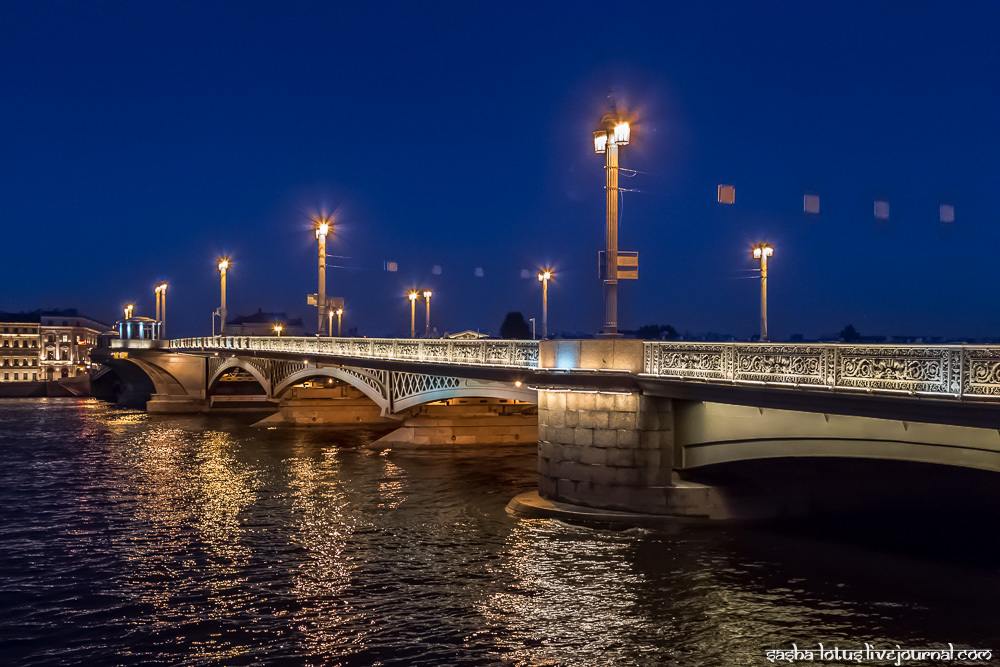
[[1, 398, 998, 666]]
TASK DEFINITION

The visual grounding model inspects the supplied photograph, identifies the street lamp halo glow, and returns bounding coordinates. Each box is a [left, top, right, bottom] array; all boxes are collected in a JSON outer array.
[[613, 121, 630, 145]]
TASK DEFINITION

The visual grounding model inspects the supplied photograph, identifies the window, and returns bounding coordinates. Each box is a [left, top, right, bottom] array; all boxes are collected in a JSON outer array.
[[62, 335, 69, 342], [32, 373, 36, 381], [3, 373, 7, 380], [13, 373, 17, 380]]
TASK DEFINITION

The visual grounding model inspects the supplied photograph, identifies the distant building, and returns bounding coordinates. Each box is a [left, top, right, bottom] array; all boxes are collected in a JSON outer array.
[[447, 330, 489, 340], [0, 312, 42, 382], [39, 309, 108, 380], [0, 309, 107, 382], [226, 309, 306, 336]]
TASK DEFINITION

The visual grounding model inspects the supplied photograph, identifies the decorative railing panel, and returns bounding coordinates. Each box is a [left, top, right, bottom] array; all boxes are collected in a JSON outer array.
[[169, 336, 539, 370], [644, 342, 1000, 400]]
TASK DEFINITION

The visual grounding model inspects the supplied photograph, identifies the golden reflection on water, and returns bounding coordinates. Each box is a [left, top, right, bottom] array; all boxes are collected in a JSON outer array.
[[481, 522, 643, 664], [286, 441, 366, 658], [84, 409, 261, 662]]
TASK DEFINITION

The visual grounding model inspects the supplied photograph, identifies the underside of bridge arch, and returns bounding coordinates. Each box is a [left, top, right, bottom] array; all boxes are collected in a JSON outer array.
[[675, 401, 1000, 474]]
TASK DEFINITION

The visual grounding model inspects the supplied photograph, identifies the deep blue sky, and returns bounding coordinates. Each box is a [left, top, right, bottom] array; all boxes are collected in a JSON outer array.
[[3, 2, 999, 340]]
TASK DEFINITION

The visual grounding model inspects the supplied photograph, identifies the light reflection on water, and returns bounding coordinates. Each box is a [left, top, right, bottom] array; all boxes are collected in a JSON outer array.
[[1, 398, 999, 667]]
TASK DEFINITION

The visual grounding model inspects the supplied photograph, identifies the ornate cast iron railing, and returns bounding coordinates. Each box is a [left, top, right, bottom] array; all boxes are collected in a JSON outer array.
[[643, 341, 1000, 400], [169, 336, 540, 370]]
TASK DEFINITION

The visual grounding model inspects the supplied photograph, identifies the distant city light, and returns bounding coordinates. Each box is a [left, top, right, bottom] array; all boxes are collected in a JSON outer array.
[[718, 185, 735, 204]]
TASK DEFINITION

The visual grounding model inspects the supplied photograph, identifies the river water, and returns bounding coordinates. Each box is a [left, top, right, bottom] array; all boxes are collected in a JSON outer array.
[[1, 398, 998, 666]]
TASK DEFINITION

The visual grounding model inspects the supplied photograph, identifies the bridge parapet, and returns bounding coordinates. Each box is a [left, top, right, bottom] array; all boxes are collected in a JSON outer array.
[[643, 342, 1000, 400], [170, 336, 539, 369]]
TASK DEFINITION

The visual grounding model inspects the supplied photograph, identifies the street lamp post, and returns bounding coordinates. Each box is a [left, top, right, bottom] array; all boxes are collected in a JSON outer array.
[[537, 270, 551, 339], [154, 282, 168, 339], [423, 290, 433, 337], [124, 303, 134, 320], [336, 308, 343, 337], [328, 310, 334, 338], [593, 107, 630, 337], [314, 215, 332, 335], [752, 242, 774, 342], [217, 258, 229, 335], [529, 317, 536, 340], [408, 291, 418, 338], [273, 324, 283, 337]]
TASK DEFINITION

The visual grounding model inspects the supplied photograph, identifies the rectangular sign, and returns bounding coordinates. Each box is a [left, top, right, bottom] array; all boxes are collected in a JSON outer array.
[[599, 251, 638, 280]]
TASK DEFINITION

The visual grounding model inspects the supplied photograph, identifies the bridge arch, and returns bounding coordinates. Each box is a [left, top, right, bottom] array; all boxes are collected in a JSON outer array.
[[207, 358, 271, 395], [676, 401, 1000, 474], [271, 365, 536, 416], [272, 366, 390, 410]]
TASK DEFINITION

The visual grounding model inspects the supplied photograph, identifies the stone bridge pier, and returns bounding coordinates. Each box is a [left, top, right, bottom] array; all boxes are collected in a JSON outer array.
[[528, 340, 727, 520]]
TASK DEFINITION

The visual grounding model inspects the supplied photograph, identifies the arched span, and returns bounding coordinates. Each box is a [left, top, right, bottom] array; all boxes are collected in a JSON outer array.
[[207, 358, 271, 395], [391, 380, 536, 413], [676, 401, 1000, 474], [271, 365, 536, 416], [272, 367, 389, 411]]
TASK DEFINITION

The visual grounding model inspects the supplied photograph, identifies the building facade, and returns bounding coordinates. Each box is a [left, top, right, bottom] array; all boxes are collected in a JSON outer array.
[[0, 313, 42, 382], [39, 310, 107, 380], [226, 310, 306, 336]]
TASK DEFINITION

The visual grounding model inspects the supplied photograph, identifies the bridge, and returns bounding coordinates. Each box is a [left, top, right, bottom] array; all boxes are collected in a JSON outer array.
[[91, 336, 1000, 520]]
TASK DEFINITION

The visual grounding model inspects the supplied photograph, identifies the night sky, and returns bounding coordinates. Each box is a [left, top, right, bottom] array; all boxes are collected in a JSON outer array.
[[3, 2, 999, 340]]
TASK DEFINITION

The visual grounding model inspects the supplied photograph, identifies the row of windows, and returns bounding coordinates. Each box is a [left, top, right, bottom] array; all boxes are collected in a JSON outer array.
[[2, 339, 38, 348], [1, 327, 38, 334], [3, 372, 38, 381], [2, 359, 38, 367]]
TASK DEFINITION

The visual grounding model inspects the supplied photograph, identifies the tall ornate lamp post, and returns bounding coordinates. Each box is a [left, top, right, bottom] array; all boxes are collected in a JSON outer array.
[[124, 303, 134, 320], [408, 291, 418, 338], [423, 290, 433, 337], [154, 282, 168, 339], [217, 257, 229, 335], [537, 270, 552, 339], [336, 307, 343, 337], [593, 108, 630, 337], [752, 243, 774, 342], [273, 323, 283, 337], [314, 215, 332, 335]]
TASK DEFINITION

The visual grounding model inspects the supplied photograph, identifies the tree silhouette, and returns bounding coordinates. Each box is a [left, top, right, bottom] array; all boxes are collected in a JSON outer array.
[[636, 324, 679, 340], [839, 324, 861, 342], [500, 312, 532, 339]]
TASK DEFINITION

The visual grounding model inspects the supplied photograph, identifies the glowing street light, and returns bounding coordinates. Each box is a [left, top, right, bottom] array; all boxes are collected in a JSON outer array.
[[593, 104, 631, 337], [124, 303, 134, 319], [423, 290, 433, 337], [314, 215, 332, 335], [752, 242, 774, 342], [408, 291, 418, 338], [217, 257, 230, 335], [537, 269, 552, 339], [273, 323, 283, 337], [336, 307, 343, 337], [154, 282, 168, 339]]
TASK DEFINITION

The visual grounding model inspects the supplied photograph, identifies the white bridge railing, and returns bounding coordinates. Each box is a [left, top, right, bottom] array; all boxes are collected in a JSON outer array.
[[643, 341, 1000, 399], [165, 336, 1000, 400], [170, 336, 539, 369]]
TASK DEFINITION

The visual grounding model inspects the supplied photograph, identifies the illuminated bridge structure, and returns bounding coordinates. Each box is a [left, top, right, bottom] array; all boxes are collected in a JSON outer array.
[[92, 336, 1000, 519]]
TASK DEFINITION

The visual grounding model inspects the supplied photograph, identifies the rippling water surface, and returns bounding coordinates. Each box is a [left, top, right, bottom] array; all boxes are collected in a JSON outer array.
[[1, 398, 998, 666]]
